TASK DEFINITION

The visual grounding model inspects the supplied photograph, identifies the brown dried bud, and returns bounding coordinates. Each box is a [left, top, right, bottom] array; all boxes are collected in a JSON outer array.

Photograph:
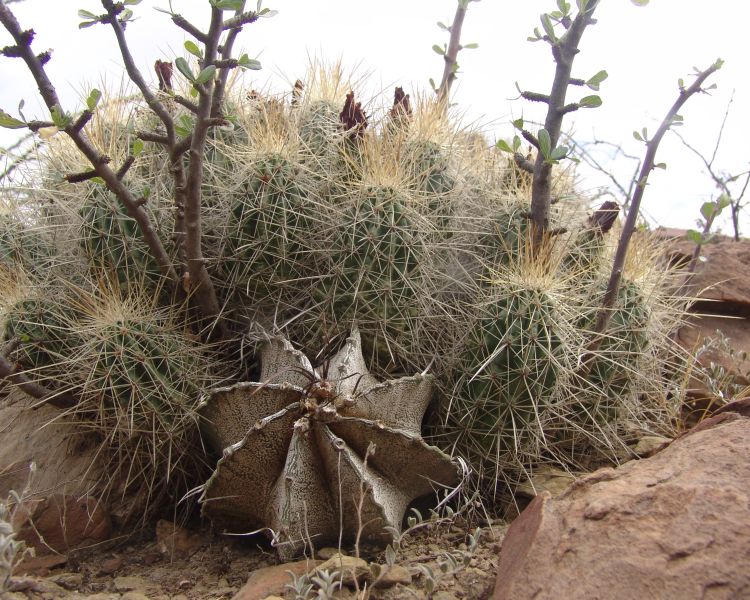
[[292, 79, 304, 105], [588, 200, 620, 234], [390, 86, 412, 121], [340, 91, 368, 138], [154, 60, 173, 93]]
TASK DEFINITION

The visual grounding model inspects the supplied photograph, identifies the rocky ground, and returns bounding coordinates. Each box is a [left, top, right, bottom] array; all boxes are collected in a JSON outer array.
[[4, 514, 507, 600]]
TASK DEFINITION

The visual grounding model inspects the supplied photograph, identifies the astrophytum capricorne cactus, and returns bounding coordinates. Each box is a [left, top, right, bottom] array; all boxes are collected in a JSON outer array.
[[198, 328, 458, 559]]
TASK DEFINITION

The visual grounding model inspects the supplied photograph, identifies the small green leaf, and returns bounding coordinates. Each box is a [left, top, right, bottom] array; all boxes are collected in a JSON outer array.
[[579, 95, 602, 108], [631, 0, 649, 5], [0, 109, 26, 129], [654, 162, 667, 170], [556, 0, 571, 14], [540, 13, 556, 41], [123, 0, 143, 4], [195, 65, 216, 85], [538, 128, 551, 159], [437, 21, 449, 31], [717, 194, 732, 211], [258, 8, 277, 17], [428, 78, 437, 91], [175, 57, 195, 82], [496, 140, 513, 153], [119, 8, 133, 21], [686, 229, 703, 244], [512, 117, 524, 130], [91, 176, 106, 185], [586, 69, 608, 91], [549, 145, 568, 161], [184, 40, 203, 58], [512, 135, 521, 152], [132, 138, 144, 156], [238, 54, 262, 70], [77, 9, 98, 19], [462, 42, 479, 49], [700, 201, 717, 221], [79, 20, 99, 29], [86, 88, 102, 111], [432, 44, 445, 55], [214, 0, 245, 10], [633, 131, 643, 142], [50, 104, 70, 128]]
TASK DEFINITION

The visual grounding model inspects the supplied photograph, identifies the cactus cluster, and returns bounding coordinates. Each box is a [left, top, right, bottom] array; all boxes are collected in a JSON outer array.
[[0, 68, 687, 515]]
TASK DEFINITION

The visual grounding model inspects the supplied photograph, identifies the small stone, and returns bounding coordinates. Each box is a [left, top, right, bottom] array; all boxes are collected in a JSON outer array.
[[633, 435, 671, 457], [515, 466, 576, 498], [314, 553, 369, 587], [12, 552, 67, 576], [369, 563, 412, 588], [51, 571, 84, 589], [114, 575, 150, 593], [316, 547, 339, 560], [122, 593, 152, 600], [233, 559, 320, 600], [99, 556, 123, 575], [155, 519, 205, 559]]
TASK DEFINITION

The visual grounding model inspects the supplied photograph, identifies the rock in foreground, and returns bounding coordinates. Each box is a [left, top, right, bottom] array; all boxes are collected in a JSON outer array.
[[494, 411, 750, 600]]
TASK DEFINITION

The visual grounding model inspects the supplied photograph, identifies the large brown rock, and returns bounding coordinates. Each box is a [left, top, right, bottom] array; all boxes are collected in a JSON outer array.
[[658, 229, 750, 404], [12, 493, 111, 554], [493, 414, 750, 600], [0, 389, 102, 500]]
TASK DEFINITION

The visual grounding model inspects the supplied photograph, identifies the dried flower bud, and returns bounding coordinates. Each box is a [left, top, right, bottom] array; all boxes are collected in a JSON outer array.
[[340, 91, 368, 138], [588, 200, 620, 234], [390, 86, 412, 121], [154, 60, 173, 93]]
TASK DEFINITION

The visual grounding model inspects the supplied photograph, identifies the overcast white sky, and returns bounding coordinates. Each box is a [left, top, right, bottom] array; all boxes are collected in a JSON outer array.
[[2, 1, 749, 233]]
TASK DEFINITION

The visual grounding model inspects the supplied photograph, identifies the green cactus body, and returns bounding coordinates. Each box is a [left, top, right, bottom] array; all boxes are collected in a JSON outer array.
[[405, 139, 455, 197], [584, 279, 651, 413], [86, 317, 201, 428], [460, 286, 564, 459], [2, 297, 79, 385], [298, 99, 341, 162], [562, 228, 607, 276], [0, 215, 55, 274], [228, 153, 312, 299], [78, 187, 164, 288]]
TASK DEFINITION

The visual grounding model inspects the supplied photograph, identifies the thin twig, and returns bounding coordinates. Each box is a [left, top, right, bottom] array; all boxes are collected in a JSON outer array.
[[580, 60, 723, 370], [528, 0, 600, 249], [0, 343, 76, 409], [437, 0, 475, 103], [0, 2, 179, 286]]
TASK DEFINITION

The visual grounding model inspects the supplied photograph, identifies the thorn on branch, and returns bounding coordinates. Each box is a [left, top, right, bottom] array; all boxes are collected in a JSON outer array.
[[116, 155, 135, 180], [174, 95, 199, 114], [37, 50, 52, 65], [560, 102, 580, 115], [521, 90, 550, 104], [214, 58, 239, 69], [137, 131, 169, 145], [340, 91, 368, 139], [64, 158, 111, 183], [72, 110, 93, 133], [569, 77, 585, 86], [222, 11, 259, 30], [135, 196, 148, 207], [155, 60, 173, 92], [171, 14, 207, 43], [521, 129, 539, 150], [514, 152, 535, 174]]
